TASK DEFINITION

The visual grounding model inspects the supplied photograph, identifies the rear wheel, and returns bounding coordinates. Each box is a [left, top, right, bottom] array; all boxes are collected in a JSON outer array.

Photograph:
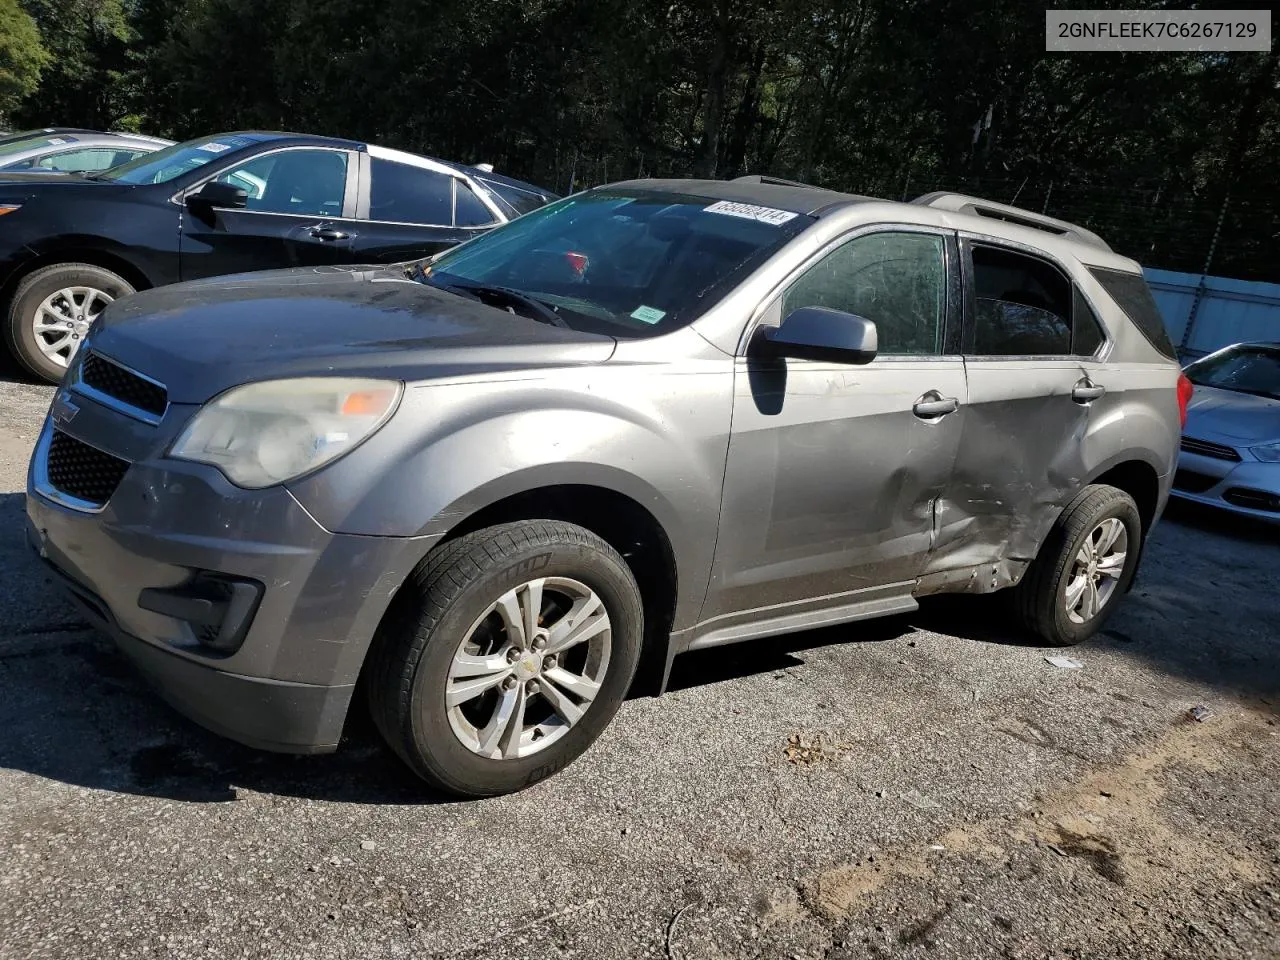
[[367, 521, 644, 797], [1014, 484, 1141, 647], [4, 263, 134, 383]]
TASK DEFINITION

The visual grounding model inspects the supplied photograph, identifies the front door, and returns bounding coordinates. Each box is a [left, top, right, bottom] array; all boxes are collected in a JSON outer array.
[[179, 146, 360, 281], [702, 228, 967, 630]]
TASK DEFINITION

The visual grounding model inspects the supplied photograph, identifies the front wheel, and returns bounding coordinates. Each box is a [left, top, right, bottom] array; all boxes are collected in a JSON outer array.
[[4, 262, 135, 382], [367, 521, 644, 797], [1014, 484, 1142, 647]]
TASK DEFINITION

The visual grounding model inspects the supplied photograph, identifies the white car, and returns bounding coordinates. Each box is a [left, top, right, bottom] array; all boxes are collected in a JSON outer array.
[[1173, 342, 1280, 519]]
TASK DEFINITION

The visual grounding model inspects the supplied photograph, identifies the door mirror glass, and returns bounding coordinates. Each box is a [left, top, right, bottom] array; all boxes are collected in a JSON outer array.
[[759, 306, 878, 364], [188, 180, 248, 210]]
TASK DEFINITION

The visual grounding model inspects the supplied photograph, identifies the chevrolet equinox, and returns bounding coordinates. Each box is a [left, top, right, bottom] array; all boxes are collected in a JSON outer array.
[[27, 178, 1187, 796]]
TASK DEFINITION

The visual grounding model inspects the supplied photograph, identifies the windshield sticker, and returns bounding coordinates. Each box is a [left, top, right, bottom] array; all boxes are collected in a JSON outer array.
[[630, 305, 666, 325], [47, 137, 68, 145], [704, 200, 798, 226], [197, 142, 231, 153]]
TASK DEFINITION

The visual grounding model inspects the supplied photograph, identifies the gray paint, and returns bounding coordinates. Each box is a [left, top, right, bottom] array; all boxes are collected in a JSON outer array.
[[26, 183, 1181, 753]]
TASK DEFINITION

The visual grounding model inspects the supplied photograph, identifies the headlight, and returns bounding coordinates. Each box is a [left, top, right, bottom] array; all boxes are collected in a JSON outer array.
[[1251, 441, 1280, 463], [170, 377, 402, 488]]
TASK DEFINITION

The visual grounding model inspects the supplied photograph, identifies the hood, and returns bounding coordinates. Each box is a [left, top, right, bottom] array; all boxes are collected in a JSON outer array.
[[1184, 383, 1280, 445], [0, 171, 128, 201], [88, 266, 617, 403]]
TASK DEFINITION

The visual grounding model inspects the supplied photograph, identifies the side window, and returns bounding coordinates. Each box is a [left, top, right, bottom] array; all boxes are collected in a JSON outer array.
[[37, 148, 125, 173], [369, 157, 454, 225], [970, 245, 1071, 356], [780, 231, 947, 355], [216, 149, 348, 216], [1072, 288, 1105, 356], [455, 182, 495, 226]]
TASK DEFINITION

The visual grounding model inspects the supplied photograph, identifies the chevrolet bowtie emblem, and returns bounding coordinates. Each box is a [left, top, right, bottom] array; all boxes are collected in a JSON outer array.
[[51, 393, 80, 427]]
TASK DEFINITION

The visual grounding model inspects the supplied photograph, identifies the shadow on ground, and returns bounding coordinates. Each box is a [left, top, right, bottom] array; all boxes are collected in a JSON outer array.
[[2, 488, 1277, 806]]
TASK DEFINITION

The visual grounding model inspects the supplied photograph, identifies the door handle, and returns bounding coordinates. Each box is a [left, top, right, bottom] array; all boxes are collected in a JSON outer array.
[[1072, 378, 1106, 403], [913, 392, 959, 419], [309, 226, 350, 241]]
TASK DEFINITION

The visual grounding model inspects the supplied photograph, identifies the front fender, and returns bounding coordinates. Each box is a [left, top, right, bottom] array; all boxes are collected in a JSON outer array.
[[287, 361, 734, 628]]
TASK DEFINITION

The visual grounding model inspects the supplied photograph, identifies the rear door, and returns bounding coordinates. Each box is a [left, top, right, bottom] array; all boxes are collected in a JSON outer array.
[[178, 145, 361, 280], [348, 152, 504, 263], [932, 237, 1110, 574]]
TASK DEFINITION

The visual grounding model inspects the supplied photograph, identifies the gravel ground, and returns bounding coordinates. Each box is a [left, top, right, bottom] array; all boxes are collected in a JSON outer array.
[[1, 367, 1277, 960]]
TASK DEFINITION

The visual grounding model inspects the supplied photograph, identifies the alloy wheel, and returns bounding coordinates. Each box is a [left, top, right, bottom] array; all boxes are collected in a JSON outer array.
[[32, 286, 113, 368], [1064, 517, 1128, 624], [445, 576, 612, 760]]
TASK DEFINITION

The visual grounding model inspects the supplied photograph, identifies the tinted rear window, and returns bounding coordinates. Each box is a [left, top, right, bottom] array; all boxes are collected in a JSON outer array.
[[1088, 266, 1176, 359], [478, 177, 549, 216]]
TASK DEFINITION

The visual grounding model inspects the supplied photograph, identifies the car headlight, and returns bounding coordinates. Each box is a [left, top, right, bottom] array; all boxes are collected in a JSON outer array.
[[170, 377, 402, 488], [1251, 441, 1280, 463]]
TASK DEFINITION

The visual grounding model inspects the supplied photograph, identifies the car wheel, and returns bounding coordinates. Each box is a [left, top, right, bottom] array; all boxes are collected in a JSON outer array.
[[1014, 484, 1142, 647], [4, 263, 134, 383], [367, 520, 644, 797]]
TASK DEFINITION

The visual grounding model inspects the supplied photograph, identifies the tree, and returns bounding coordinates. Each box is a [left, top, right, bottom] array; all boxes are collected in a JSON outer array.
[[14, 0, 133, 127], [0, 0, 48, 120]]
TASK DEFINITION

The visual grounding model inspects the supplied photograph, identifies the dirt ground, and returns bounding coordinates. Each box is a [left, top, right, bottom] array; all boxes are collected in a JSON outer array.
[[1, 369, 1277, 960]]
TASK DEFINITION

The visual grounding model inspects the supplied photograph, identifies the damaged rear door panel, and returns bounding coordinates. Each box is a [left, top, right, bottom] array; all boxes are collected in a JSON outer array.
[[921, 235, 1113, 593]]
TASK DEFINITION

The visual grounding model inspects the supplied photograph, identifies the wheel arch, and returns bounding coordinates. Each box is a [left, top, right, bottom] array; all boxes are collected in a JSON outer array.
[[1085, 455, 1164, 538], [0, 247, 155, 306], [365, 481, 682, 703]]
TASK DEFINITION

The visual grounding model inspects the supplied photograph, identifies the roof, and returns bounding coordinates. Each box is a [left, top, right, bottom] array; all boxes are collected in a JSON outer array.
[[598, 176, 1132, 267], [606, 176, 872, 216], [197, 131, 366, 152]]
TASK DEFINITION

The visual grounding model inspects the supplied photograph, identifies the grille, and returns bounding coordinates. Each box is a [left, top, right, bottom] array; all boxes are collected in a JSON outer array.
[[79, 352, 168, 418], [45, 429, 130, 506], [1172, 469, 1219, 494], [1223, 488, 1280, 513], [1180, 436, 1241, 461]]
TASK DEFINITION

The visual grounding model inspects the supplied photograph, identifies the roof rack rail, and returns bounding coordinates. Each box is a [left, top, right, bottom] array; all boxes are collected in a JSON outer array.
[[732, 174, 821, 189], [912, 192, 1110, 252]]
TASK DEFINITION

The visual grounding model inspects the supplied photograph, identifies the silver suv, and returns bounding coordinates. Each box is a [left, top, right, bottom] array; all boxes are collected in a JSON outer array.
[[26, 178, 1187, 796]]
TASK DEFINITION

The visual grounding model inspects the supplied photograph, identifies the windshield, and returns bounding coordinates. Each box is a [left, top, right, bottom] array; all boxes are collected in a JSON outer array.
[[0, 135, 77, 157], [1187, 346, 1280, 401], [421, 190, 811, 337], [95, 133, 260, 184]]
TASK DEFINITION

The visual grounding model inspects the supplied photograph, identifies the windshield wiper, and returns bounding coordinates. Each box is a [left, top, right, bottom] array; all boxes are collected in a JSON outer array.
[[427, 276, 569, 329]]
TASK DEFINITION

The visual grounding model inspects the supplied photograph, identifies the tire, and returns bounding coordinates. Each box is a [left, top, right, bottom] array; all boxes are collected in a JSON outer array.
[[1014, 484, 1142, 647], [4, 263, 134, 383], [367, 521, 644, 797]]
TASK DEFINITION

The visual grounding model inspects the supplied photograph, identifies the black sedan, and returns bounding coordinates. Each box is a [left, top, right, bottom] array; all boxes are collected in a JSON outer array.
[[0, 131, 556, 381]]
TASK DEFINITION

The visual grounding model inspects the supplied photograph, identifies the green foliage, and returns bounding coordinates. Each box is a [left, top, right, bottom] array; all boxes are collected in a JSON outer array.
[[0, 0, 49, 119], [15, 0, 134, 128], [7, 0, 1279, 278]]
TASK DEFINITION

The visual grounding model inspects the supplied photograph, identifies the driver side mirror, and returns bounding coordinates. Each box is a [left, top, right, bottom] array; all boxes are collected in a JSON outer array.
[[187, 180, 248, 211], [756, 306, 878, 365]]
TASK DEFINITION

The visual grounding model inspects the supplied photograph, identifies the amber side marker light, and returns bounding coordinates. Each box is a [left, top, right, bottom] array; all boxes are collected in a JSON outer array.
[[342, 388, 399, 417], [0, 205, 22, 217]]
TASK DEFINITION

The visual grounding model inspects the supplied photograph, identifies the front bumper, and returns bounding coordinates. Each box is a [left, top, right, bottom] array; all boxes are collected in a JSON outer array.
[[26, 413, 434, 753], [1170, 451, 1280, 523]]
